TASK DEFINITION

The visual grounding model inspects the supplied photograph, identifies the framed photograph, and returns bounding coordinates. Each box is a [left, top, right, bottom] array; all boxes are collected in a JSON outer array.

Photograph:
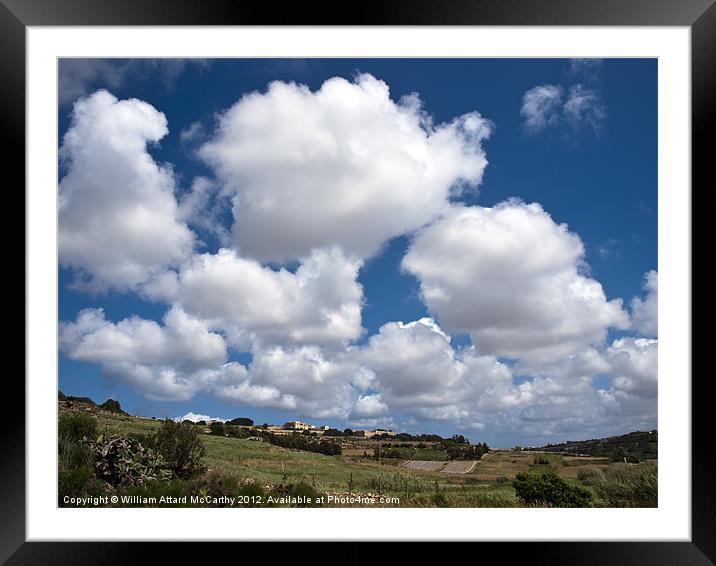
[[10, 0, 705, 561]]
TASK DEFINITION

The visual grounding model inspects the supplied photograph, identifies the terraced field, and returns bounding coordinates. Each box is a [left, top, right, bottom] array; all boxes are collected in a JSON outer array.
[[401, 460, 446, 472], [442, 461, 476, 474], [401, 460, 477, 474]]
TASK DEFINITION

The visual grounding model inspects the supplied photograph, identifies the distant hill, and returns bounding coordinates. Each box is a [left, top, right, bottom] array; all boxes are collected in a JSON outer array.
[[528, 430, 658, 462], [58, 391, 126, 415]]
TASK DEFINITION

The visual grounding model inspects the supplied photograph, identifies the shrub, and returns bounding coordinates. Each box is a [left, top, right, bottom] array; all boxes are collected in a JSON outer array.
[[512, 471, 592, 507], [208, 422, 226, 436], [150, 419, 206, 479], [594, 463, 657, 507], [225, 425, 253, 439], [58, 412, 97, 443]]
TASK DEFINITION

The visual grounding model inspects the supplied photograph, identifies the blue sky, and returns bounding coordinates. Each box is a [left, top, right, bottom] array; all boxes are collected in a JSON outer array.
[[58, 58, 657, 447]]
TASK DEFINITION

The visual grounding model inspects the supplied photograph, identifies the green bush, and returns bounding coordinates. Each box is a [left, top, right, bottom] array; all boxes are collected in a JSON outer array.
[[594, 463, 657, 507], [512, 471, 592, 507], [58, 412, 97, 442], [149, 419, 206, 479], [208, 422, 226, 436]]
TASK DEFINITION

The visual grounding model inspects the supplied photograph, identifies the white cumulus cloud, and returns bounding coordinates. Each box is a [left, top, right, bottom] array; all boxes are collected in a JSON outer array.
[[59, 306, 226, 401], [402, 202, 630, 364], [59, 90, 194, 293], [199, 73, 492, 262]]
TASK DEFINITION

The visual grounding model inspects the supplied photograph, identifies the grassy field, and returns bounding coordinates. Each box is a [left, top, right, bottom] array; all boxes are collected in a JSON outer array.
[[73, 410, 657, 508]]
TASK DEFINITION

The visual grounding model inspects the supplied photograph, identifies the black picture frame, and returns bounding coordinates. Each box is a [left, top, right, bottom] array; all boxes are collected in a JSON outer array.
[[7, 0, 706, 562]]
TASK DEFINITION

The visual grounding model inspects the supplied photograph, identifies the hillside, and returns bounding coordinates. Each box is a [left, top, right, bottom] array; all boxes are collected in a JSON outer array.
[[57, 398, 657, 507], [529, 430, 658, 462]]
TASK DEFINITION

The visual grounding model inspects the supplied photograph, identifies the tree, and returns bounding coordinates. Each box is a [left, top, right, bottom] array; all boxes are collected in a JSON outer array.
[[100, 398, 124, 413], [227, 417, 254, 426]]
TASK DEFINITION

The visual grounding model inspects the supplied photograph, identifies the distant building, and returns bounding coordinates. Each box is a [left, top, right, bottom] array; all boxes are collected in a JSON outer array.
[[283, 420, 313, 430], [373, 428, 397, 436], [353, 429, 398, 438]]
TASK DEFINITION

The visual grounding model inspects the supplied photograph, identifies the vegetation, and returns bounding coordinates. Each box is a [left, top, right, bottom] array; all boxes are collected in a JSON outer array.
[[59, 412, 97, 442], [57, 401, 658, 508], [227, 417, 254, 426], [512, 471, 593, 507], [592, 463, 658, 507], [532, 430, 657, 462], [440, 441, 489, 460], [147, 419, 207, 479], [100, 398, 125, 414], [256, 430, 342, 456], [577, 466, 606, 485], [91, 433, 172, 486]]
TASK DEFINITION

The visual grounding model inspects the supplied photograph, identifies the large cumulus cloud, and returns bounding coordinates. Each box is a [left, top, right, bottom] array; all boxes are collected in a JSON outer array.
[[59, 90, 194, 292], [59, 306, 226, 400], [198, 73, 492, 262], [402, 201, 630, 364]]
